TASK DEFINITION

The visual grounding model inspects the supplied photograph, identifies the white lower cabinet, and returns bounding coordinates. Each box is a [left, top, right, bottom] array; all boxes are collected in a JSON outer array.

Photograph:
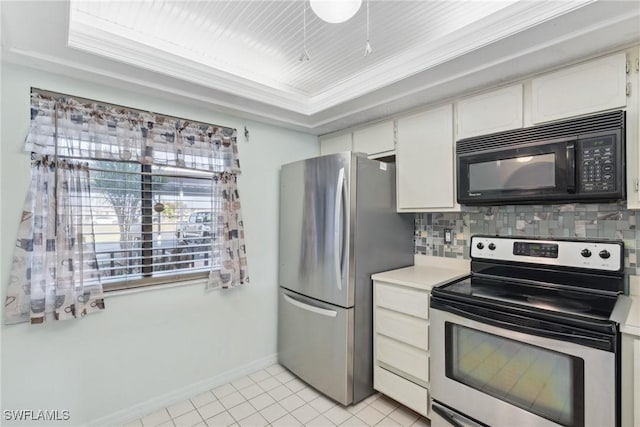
[[635, 339, 640, 427], [373, 280, 431, 417]]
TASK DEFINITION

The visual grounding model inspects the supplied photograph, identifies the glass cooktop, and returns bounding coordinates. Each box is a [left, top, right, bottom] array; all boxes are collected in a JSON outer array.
[[438, 275, 618, 322]]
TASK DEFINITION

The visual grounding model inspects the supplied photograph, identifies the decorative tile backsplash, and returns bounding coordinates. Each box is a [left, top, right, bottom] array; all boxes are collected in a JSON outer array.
[[414, 202, 639, 276]]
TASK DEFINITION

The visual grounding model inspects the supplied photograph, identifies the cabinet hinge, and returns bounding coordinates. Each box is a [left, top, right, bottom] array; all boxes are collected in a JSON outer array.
[[627, 60, 631, 74], [636, 57, 640, 72], [635, 179, 639, 192], [393, 121, 398, 146], [627, 82, 632, 97]]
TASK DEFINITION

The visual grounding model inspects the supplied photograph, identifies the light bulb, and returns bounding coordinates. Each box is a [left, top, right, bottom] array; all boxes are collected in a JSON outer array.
[[310, 0, 362, 24]]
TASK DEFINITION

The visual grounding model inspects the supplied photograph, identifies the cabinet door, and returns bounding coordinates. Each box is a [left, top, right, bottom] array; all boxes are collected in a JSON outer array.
[[320, 133, 352, 156], [396, 104, 455, 211], [635, 339, 640, 427], [627, 47, 640, 209], [456, 84, 523, 139], [531, 53, 627, 124], [353, 121, 394, 157]]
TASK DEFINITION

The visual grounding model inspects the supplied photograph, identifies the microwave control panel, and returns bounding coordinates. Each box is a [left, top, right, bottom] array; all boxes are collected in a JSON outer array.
[[578, 135, 617, 193]]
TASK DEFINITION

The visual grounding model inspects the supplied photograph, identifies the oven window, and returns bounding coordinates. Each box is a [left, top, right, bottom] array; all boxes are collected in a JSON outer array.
[[445, 323, 584, 427], [469, 153, 556, 191]]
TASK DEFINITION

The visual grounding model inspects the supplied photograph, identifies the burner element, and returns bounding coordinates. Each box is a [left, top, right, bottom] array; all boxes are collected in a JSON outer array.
[[526, 295, 592, 313]]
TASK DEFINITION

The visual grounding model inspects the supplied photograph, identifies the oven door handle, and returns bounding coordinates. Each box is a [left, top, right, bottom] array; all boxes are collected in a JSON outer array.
[[432, 402, 486, 427], [434, 301, 613, 351], [432, 403, 464, 427]]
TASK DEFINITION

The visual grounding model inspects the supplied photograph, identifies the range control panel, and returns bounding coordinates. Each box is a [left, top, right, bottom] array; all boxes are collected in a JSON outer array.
[[470, 235, 623, 272], [513, 241, 558, 258], [578, 135, 618, 194]]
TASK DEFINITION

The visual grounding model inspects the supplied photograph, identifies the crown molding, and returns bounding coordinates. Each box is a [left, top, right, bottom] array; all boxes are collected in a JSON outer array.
[[307, 0, 595, 112], [2, 0, 639, 135], [66, 0, 597, 115], [306, 3, 640, 129], [1, 46, 317, 133], [68, 17, 314, 114]]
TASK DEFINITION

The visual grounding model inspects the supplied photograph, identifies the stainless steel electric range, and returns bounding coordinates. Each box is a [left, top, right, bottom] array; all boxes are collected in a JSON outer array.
[[430, 235, 631, 427]]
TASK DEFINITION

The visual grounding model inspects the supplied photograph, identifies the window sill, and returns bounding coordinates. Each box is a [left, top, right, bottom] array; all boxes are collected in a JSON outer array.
[[103, 276, 209, 299]]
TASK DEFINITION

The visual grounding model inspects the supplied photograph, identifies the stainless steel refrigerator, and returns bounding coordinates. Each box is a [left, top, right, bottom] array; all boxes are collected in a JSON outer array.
[[278, 152, 414, 405]]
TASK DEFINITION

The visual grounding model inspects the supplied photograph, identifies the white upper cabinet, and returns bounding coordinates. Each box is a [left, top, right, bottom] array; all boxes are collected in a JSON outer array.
[[353, 120, 395, 158], [456, 84, 523, 139], [531, 53, 627, 124], [396, 104, 456, 212], [626, 46, 640, 209], [320, 133, 352, 156]]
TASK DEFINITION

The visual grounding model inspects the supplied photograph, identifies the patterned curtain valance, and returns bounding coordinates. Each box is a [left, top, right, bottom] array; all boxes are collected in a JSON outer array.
[[25, 91, 240, 174]]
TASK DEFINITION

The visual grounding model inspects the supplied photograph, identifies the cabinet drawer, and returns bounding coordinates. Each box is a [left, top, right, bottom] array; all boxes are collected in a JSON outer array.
[[376, 308, 428, 349], [375, 282, 429, 319], [377, 334, 429, 383], [374, 365, 429, 416]]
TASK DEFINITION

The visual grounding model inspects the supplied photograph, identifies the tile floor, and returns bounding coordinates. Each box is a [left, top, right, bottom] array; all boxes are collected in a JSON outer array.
[[122, 364, 431, 427]]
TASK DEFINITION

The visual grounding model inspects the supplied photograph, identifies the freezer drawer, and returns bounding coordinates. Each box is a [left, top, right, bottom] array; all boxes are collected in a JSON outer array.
[[277, 288, 354, 405]]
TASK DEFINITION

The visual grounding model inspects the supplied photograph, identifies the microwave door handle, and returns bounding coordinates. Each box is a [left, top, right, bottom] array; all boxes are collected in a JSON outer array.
[[566, 143, 576, 193]]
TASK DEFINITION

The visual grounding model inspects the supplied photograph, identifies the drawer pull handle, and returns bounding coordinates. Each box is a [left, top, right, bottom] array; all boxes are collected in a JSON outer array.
[[283, 294, 338, 318]]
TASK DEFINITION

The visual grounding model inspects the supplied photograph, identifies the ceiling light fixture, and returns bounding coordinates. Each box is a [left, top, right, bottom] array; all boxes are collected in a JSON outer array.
[[364, 0, 372, 56], [310, 0, 362, 24], [299, 1, 311, 62]]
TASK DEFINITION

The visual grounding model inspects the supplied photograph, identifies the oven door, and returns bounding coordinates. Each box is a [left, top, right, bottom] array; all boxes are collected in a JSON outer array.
[[457, 138, 575, 205], [430, 302, 616, 427]]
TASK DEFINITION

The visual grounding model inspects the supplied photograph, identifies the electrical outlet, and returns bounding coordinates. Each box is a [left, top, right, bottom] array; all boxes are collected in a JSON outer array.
[[444, 228, 453, 244]]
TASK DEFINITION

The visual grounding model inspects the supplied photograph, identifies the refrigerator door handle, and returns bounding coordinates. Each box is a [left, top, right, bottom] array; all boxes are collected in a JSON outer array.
[[283, 293, 338, 318], [334, 167, 346, 291]]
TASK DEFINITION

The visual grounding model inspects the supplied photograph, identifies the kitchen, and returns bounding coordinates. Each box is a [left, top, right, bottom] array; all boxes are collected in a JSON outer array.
[[1, 1, 640, 427]]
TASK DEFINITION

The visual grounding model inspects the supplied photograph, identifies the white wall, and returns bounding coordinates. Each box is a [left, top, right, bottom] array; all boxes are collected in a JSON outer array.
[[0, 62, 318, 425]]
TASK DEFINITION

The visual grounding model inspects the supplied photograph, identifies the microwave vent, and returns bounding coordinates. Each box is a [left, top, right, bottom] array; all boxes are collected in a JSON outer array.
[[456, 110, 625, 154]]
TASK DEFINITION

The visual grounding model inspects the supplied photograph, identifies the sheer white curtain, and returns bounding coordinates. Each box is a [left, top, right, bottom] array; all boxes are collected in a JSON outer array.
[[25, 94, 241, 173], [5, 156, 105, 324], [207, 173, 250, 290], [5, 92, 249, 324]]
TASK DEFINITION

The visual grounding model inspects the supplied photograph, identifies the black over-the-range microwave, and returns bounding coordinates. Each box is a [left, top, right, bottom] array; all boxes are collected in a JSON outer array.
[[456, 110, 625, 205]]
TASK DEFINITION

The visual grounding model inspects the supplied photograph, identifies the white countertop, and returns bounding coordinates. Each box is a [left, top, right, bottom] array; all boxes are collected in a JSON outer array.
[[373, 258, 640, 336], [371, 255, 470, 291], [621, 275, 640, 337]]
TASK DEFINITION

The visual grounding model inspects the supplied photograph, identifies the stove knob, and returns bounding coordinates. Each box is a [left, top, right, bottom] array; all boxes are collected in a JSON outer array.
[[476, 242, 484, 250], [581, 248, 592, 258], [599, 249, 611, 259], [488, 243, 496, 251]]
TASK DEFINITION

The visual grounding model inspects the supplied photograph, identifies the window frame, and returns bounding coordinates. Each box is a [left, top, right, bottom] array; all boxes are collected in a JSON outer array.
[[90, 160, 215, 292]]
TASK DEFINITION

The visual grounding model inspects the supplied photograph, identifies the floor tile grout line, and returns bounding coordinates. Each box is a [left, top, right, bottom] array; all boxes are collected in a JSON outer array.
[[124, 365, 431, 427]]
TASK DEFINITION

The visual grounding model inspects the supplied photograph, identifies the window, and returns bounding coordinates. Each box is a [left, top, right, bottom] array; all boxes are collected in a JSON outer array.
[[7, 91, 249, 326], [89, 160, 220, 290], [23, 89, 249, 293]]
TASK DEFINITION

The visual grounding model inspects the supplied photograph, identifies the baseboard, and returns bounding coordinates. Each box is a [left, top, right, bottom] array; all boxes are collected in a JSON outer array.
[[87, 353, 279, 426]]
